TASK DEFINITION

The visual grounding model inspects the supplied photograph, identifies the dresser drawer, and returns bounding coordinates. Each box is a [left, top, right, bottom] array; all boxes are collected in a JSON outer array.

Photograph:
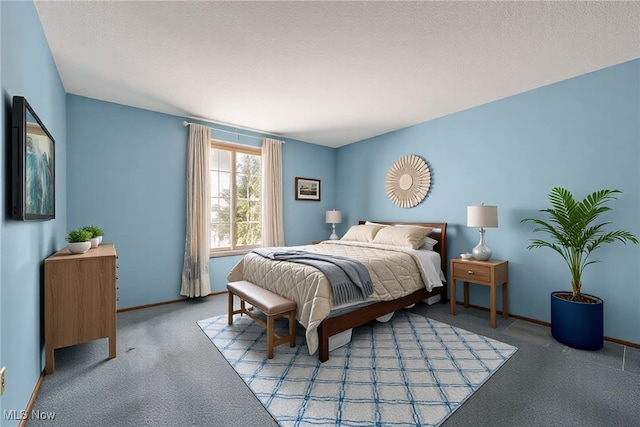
[[453, 262, 492, 283]]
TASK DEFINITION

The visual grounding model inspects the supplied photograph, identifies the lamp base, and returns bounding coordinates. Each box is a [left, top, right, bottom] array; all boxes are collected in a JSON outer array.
[[329, 223, 339, 240], [472, 227, 492, 261]]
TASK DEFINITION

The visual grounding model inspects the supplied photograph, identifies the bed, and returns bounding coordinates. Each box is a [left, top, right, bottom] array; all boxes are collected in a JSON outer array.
[[227, 221, 448, 362]]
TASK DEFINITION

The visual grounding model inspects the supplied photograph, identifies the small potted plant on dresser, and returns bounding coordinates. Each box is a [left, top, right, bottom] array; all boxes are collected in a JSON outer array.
[[521, 187, 638, 350], [82, 225, 104, 248], [66, 229, 93, 254]]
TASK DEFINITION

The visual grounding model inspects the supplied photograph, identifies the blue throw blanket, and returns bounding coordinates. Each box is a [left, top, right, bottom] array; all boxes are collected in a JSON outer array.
[[251, 248, 374, 306]]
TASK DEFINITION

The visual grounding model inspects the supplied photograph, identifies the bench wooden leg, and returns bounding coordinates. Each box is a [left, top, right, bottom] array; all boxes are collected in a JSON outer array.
[[288, 311, 296, 347], [228, 292, 234, 325], [266, 315, 275, 359]]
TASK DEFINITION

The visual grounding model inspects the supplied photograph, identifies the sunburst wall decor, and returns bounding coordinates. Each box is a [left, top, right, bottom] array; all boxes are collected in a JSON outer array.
[[385, 155, 431, 208]]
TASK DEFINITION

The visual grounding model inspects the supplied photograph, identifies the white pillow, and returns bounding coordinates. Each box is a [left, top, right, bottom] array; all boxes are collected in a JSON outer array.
[[364, 221, 390, 227], [420, 236, 438, 251], [341, 224, 386, 242], [372, 225, 433, 249]]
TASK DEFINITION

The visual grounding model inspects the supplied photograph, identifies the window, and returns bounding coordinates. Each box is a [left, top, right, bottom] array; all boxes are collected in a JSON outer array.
[[210, 141, 261, 254]]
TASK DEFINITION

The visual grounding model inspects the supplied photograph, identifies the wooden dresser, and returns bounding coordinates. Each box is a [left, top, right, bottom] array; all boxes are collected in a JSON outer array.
[[44, 243, 117, 374]]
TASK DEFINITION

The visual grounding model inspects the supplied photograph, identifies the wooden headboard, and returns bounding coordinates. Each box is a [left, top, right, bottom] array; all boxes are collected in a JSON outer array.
[[357, 221, 448, 278]]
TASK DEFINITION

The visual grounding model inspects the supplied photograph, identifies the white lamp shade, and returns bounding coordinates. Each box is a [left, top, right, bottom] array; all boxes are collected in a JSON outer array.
[[325, 210, 342, 224], [467, 205, 498, 228]]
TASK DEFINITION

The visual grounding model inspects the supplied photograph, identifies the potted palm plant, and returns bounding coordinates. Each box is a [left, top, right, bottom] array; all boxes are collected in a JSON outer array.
[[521, 187, 638, 350]]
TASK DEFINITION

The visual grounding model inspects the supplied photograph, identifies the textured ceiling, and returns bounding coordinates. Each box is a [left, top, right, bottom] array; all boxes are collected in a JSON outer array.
[[34, 1, 640, 147]]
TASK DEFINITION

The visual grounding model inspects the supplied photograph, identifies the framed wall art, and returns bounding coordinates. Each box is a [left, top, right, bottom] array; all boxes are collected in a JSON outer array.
[[295, 177, 321, 201], [11, 96, 56, 220]]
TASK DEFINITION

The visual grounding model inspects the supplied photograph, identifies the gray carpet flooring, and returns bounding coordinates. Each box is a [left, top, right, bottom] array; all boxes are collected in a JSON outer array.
[[28, 294, 640, 427]]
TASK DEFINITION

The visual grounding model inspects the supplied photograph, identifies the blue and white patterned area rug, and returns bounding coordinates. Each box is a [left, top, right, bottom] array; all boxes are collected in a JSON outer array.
[[197, 311, 517, 427]]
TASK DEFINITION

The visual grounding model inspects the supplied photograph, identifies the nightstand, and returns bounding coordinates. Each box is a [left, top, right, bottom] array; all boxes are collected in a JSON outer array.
[[450, 258, 509, 328]]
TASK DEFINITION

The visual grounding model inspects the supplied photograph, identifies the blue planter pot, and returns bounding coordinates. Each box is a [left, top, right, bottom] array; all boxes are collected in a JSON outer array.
[[550, 292, 603, 350]]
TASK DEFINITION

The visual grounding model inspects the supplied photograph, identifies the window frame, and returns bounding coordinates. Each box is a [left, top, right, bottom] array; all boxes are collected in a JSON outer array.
[[209, 140, 262, 258]]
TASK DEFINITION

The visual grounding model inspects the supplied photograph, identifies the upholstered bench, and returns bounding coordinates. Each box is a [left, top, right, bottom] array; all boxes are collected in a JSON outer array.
[[227, 281, 297, 358]]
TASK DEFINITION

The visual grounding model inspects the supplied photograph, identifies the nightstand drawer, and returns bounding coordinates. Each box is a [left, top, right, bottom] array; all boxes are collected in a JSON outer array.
[[453, 262, 491, 283]]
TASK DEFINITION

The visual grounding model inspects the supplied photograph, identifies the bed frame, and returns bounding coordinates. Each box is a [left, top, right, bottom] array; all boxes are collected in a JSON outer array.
[[316, 221, 448, 362]]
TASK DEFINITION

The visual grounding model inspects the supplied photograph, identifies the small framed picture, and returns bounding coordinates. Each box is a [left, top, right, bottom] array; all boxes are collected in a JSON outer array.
[[295, 177, 321, 201]]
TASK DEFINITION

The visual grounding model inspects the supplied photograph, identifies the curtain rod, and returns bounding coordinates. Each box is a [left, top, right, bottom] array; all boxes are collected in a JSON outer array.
[[183, 121, 284, 143]]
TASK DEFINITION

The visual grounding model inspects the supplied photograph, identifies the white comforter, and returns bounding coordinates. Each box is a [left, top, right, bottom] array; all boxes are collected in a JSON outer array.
[[227, 240, 444, 354]]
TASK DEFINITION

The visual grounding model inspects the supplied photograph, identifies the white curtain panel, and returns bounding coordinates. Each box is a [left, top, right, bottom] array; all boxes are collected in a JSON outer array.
[[180, 123, 212, 298], [261, 138, 285, 247]]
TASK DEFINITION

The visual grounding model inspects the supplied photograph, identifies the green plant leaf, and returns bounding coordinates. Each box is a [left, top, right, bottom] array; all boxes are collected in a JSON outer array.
[[66, 229, 93, 243], [81, 225, 104, 238], [521, 188, 638, 297]]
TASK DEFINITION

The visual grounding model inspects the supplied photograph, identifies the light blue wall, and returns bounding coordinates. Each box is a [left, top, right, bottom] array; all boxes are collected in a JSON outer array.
[[67, 96, 337, 307], [67, 97, 188, 308], [282, 140, 338, 244], [336, 59, 640, 344], [1, 1, 67, 423]]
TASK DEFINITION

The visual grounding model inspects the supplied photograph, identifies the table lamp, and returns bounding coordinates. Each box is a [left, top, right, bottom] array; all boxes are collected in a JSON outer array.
[[325, 210, 342, 240], [467, 204, 498, 261]]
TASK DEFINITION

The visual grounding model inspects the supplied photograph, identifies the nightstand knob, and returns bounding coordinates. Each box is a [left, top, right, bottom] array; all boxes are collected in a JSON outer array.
[[467, 270, 474, 275]]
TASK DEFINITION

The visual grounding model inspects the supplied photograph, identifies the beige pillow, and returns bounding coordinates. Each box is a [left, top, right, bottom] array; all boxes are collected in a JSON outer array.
[[341, 224, 386, 242], [372, 225, 433, 249], [395, 224, 437, 250]]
